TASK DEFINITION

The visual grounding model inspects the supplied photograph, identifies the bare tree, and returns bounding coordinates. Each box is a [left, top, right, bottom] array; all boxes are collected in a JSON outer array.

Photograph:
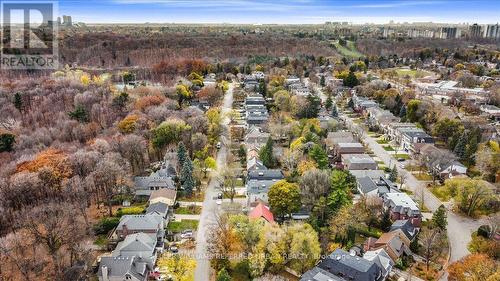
[[218, 166, 237, 203], [299, 169, 331, 207], [420, 227, 442, 271]]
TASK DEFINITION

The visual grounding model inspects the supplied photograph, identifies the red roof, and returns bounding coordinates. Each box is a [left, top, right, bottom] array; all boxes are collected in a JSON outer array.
[[249, 203, 275, 223]]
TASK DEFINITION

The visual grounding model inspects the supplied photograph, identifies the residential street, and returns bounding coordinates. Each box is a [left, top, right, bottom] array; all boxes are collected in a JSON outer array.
[[193, 83, 234, 281], [340, 111, 485, 265]]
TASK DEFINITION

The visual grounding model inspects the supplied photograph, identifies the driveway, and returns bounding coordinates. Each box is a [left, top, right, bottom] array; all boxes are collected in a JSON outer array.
[[194, 83, 234, 281], [340, 111, 483, 264]]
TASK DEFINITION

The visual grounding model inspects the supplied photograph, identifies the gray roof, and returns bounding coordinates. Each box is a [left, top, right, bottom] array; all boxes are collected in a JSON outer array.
[[113, 232, 156, 257], [357, 177, 379, 194], [247, 169, 284, 181], [342, 154, 376, 164], [390, 220, 418, 241], [98, 256, 149, 281], [300, 267, 347, 281], [247, 179, 280, 194], [350, 170, 385, 180], [146, 202, 169, 217], [117, 214, 163, 232], [318, 249, 382, 281]]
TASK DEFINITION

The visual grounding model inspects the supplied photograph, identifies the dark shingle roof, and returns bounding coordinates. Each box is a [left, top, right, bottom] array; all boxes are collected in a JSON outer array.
[[146, 202, 169, 217], [247, 169, 284, 181], [300, 267, 347, 281], [318, 249, 382, 281]]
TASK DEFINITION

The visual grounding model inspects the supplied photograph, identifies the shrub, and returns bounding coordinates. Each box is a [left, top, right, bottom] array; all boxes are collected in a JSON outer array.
[[116, 206, 145, 217], [477, 225, 491, 238], [93, 217, 120, 235]]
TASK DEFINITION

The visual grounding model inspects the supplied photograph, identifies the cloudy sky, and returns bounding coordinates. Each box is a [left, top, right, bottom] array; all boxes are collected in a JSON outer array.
[[51, 0, 500, 24]]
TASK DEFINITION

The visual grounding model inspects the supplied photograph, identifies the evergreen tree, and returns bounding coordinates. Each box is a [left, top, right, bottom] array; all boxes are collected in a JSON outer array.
[[331, 105, 338, 118], [380, 209, 392, 231], [68, 105, 89, 123], [343, 71, 360, 88], [259, 137, 275, 168], [177, 142, 187, 169], [13, 92, 23, 112], [181, 156, 194, 195], [389, 165, 398, 182], [216, 268, 231, 281], [325, 95, 333, 110], [410, 234, 420, 252], [453, 132, 468, 159], [320, 75, 326, 87], [0, 133, 15, 152], [347, 98, 354, 109], [399, 105, 407, 119], [432, 204, 447, 231], [258, 80, 267, 97], [464, 129, 479, 166]]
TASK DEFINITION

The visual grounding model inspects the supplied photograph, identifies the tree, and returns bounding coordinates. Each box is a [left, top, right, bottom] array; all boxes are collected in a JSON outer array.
[[151, 119, 191, 155], [285, 223, 321, 274], [0, 133, 15, 152], [203, 156, 217, 178], [13, 92, 23, 112], [308, 144, 329, 169], [455, 179, 494, 216], [453, 132, 468, 159], [117, 114, 139, 134], [268, 180, 301, 219], [299, 169, 331, 207], [181, 156, 194, 196], [331, 104, 338, 118], [325, 95, 333, 110], [448, 254, 499, 281], [258, 80, 267, 97], [68, 105, 89, 123], [380, 209, 392, 232], [329, 204, 363, 246], [320, 75, 326, 87], [432, 204, 447, 231], [219, 166, 237, 203], [207, 214, 239, 272], [328, 170, 355, 213], [176, 84, 191, 107], [432, 118, 464, 144], [177, 142, 187, 170], [406, 99, 421, 123], [389, 165, 398, 182], [475, 141, 499, 182], [259, 137, 275, 168], [157, 253, 196, 281], [249, 223, 286, 277], [399, 105, 406, 120], [420, 227, 442, 271], [216, 268, 231, 281], [343, 71, 359, 88]]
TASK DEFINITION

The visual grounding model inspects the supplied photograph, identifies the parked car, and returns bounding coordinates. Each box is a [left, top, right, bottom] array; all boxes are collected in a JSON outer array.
[[216, 199, 222, 205], [169, 245, 178, 253], [217, 193, 223, 199], [216, 142, 222, 149], [180, 230, 193, 239], [397, 158, 406, 162]]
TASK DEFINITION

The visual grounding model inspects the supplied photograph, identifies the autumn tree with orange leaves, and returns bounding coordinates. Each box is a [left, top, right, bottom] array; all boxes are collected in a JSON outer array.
[[448, 253, 499, 281]]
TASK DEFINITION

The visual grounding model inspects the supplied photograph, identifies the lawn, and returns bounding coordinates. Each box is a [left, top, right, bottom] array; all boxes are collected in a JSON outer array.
[[332, 40, 365, 58], [177, 192, 205, 202], [383, 146, 395, 151], [376, 139, 389, 144], [393, 154, 411, 160], [430, 185, 453, 202], [395, 68, 432, 78], [167, 219, 199, 232], [174, 205, 202, 215], [413, 173, 433, 181]]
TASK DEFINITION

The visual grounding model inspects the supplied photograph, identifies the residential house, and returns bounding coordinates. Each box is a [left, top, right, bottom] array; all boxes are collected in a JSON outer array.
[[115, 215, 164, 244], [333, 142, 365, 159], [369, 230, 411, 262], [285, 76, 301, 85], [357, 176, 398, 197], [146, 202, 169, 220], [98, 256, 150, 281], [300, 267, 347, 281], [247, 157, 267, 171], [342, 154, 378, 171], [316, 248, 383, 281], [399, 128, 434, 153], [480, 104, 500, 120], [382, 193, 422, 227], [366, 107, 399, 131], [385, 123, 418, 142], [248, 202, 275, 224], [352, 96, 379, 113], [149, 188, 177, 206], [247, 169, 284, 181], [363, 249, 394, 280], [246, 170, 284, 205], [350, 170, 386, 181], [112, 232, 158, 268], [134, 165, 176, 198], [390, 220, 419, 241], [245, 126, 270, 148], [418, 144, 467, 179], [245, 94, 266, 106], [325, 131, 355, 151]]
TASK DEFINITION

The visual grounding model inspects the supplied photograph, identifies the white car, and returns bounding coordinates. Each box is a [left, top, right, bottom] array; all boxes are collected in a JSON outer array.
[[216, 199, 222, 205]]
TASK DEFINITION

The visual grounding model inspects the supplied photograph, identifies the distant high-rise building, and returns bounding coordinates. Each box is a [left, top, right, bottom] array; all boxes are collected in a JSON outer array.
[[439, 27, 461, 39], [57, 17, 62, 25], [62, 15, 72, 26], [484, 24, 500, 39], [469, 24, 483, 38]]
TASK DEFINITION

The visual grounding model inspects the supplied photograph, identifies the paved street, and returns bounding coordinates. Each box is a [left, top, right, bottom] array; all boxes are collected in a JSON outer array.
[[193, 83, 234, 281]]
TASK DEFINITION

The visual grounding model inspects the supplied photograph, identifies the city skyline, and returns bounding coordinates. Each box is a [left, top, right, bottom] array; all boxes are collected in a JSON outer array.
[[53, 0, 500, 24]]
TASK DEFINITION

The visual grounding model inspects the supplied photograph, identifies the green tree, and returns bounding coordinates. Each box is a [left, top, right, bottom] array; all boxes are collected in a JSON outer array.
[[176, 84, 191, 107], [399, 105, 406, 120], [453, 132, 468, 159], [389, 165, 398, 182], [177, 142, 187, 169], [308, 144, 329, 169], [151, 119, 191, 154], [380, 209, 392, 231], [258, 80, 267, 97], [216, 268, 231, 281], [320, 75, 326, 87], [432, 118, 464, 143], [13, 92, 23, 112], [331, 105, 338, 117], [406, 99, 421, 123], [325, 95, 333, 110], [112, 92, 129, 109], [268, 180, 301, 219], [432, 204, 447, 230], [68, 105, 89, 123], [181, 156, 195, 195], [285, 223, 321, 274], [259, 137, 275, 168], [343, 71, 359, 88], [328, 170, 355, 214], [0, 133, 15, 152]]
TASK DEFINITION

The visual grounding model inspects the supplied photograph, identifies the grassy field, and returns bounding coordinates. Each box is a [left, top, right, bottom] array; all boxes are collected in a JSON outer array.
[[393, 154, 411, 160], [413, 173, 433, 181], [175, 206, 202, 215], [395, 68, 432, 78], [383, 146, 395, 151], [430, 185, 453, 202], [332, 40, 364, 58], [376, 139, 389, 144], [167, 219, 199, 232]]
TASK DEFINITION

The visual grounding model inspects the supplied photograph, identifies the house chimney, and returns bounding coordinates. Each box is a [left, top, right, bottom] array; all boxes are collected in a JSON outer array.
[[102, 265, 109, 281]]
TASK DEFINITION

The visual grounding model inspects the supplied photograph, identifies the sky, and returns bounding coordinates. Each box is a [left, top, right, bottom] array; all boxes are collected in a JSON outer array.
[[21, 0, 500, 24]]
